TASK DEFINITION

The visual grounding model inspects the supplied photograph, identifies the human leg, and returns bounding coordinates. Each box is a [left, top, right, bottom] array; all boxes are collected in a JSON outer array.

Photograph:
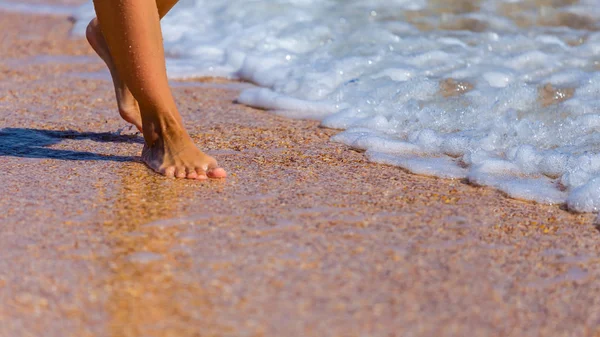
[[91, 0, 226, 179], [85, 0, 180, 132]]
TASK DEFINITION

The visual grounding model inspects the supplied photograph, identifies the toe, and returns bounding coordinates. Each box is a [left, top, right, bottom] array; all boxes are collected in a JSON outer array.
[[195, 168, 208, 180], [163, 166, 176, 178], [207, 167, 227, 178], [206, 160, 227, 179], [175, 167, 187, 179], [186, 168, 198, 180]]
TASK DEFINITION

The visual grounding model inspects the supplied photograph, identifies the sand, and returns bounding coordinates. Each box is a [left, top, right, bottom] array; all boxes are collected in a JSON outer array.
[[1, 5, 600, 337]]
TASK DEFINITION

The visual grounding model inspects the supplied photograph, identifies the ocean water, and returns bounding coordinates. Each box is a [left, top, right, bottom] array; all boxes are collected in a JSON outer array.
[[69, 0, 600, 212]]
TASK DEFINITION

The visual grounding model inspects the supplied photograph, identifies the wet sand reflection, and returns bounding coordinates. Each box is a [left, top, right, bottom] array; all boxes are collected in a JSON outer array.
[[103, 164, 216, 337]]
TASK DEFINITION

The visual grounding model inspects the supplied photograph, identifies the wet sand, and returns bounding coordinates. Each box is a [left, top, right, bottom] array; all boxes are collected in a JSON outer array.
[[1, 7, 600, 337]]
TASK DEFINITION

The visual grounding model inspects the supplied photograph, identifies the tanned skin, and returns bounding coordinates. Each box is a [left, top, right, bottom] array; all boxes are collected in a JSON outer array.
[[87, 0, 227, 180]]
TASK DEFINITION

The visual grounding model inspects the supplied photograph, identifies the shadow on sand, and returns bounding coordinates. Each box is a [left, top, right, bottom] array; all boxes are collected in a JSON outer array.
[[0, 128, 142, 162]]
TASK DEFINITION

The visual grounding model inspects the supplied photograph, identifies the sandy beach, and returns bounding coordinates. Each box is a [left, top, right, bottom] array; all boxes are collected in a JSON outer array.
[[1, 4, 600, 337]]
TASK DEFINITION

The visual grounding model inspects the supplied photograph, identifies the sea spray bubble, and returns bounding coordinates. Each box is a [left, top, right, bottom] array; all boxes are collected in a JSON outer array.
[[568, 177, 600, 213], [510, 145, 542, 175], [539, 152, 569, 179]]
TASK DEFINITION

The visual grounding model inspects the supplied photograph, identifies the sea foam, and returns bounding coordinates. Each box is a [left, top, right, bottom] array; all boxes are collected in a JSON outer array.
[[70, 0, 600, 212]]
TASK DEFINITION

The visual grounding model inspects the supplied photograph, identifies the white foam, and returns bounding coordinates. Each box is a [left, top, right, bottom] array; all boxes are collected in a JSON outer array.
[[368, 152, 468, 179], [71, 0, 600, 212], [238, 88, 338, 119]]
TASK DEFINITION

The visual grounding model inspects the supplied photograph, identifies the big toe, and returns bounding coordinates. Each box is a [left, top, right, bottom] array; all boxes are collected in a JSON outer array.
[[207, 167, 227, 179]]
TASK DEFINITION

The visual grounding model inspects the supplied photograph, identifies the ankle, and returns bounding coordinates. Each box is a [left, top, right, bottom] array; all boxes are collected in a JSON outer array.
[[142, 111, 187, 143]]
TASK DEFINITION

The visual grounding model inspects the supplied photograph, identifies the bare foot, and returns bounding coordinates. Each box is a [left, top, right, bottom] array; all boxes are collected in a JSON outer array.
[[141, 118, 227, 180], [86, 18, 143, 132], [88, 11, 225, 181]]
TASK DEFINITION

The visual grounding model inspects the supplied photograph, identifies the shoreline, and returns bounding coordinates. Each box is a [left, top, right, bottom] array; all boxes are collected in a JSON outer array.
[[1, 7, 599, 337]]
